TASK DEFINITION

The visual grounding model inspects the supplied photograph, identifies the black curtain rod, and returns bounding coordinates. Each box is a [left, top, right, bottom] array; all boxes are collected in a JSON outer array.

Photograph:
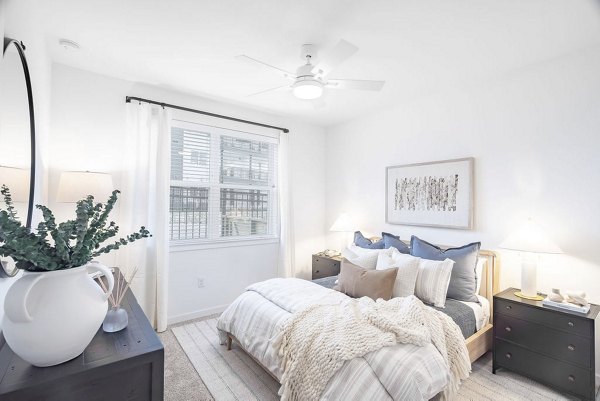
[[125, 96, 289, 133]]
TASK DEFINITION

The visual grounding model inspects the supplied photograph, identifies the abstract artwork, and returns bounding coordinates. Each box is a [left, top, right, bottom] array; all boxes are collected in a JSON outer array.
[[386, 158, 474, 229]]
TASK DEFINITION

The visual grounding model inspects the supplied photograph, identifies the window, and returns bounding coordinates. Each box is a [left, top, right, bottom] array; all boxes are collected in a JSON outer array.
[[169, 121, 278, 243]]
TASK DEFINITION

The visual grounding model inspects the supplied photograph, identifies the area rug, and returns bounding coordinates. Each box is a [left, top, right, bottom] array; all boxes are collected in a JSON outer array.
[[172, 317, 586, 401]]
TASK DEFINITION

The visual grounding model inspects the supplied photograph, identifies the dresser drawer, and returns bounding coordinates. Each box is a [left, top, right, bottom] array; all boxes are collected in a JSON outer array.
[[495, 298, 592, 337], [495, 339, 592, 398], [495, 313, 591, 368], [312, 256, 341, 279]]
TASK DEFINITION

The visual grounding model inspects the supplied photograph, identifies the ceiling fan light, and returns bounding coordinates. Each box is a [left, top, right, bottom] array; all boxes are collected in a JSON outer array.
[[292, 80, 323, 100]]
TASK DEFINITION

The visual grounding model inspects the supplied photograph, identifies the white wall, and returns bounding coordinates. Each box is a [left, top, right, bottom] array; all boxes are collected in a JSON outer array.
[[325, 45, 600, 304], [50, 64, 326, 323], [0, 0, 53, 332]]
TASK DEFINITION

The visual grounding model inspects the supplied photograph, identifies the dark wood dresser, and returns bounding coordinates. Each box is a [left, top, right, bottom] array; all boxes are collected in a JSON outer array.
[[312, 253, 342, 279], [493, 287, 599, 401], [0, 279, 164, 401]]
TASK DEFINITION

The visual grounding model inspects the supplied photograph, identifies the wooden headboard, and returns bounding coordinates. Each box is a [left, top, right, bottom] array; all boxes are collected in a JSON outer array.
[[478, 250, 500, 323]]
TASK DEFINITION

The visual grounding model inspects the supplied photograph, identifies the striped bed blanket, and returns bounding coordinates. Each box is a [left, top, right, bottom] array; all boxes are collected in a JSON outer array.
[[217, 278, 469, 401]]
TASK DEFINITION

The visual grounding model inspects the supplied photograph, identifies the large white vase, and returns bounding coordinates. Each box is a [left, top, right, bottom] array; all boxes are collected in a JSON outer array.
[[2, 262, 114, 367]]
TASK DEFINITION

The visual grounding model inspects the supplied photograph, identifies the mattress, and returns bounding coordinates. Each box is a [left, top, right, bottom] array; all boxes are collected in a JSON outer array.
[[311, 276, 490, 338]]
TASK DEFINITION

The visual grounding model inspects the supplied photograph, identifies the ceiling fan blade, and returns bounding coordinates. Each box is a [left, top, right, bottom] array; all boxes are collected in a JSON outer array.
[[236, 55, 295, 80], [246, 85, 290, 97], [311, 40, 358, 78], [326, 79, 385, 91]]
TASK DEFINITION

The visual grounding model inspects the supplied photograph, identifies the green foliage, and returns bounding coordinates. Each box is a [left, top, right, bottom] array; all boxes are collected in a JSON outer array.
[[0, 185, 151, 272]]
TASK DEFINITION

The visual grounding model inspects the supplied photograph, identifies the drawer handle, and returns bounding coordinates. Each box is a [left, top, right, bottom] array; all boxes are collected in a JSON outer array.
[[505, 353, 512, 359], [567, 344, 575, 351], [505, 326, 512, 332], [568, 321, 574, 327], [505, 305, 512, 310], [568, 375, 575, 383]]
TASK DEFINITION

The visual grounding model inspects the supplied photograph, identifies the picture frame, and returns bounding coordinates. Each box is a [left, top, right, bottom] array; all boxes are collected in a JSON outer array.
[[385, 157, 474, 229]]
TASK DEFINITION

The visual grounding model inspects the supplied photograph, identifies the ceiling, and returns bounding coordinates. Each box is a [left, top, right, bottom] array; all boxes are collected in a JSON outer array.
[[7, 0, 600, 126]]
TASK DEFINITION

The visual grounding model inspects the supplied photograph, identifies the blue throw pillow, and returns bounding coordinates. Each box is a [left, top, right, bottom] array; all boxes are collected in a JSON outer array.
[[410, 235, 481, 303], [353, 231, 384, 249], [381, 232, 410, 254]]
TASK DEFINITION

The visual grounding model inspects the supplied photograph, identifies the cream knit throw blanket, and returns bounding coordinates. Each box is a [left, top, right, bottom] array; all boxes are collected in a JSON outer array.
[[273, 295, 471, 401]]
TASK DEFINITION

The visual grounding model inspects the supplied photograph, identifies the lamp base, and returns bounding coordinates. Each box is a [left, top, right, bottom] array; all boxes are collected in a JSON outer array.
[[514, 291, 544, 301]]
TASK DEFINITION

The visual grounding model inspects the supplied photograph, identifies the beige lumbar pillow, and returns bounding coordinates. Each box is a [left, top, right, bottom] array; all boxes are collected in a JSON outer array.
[[333, 258, 398, 301]]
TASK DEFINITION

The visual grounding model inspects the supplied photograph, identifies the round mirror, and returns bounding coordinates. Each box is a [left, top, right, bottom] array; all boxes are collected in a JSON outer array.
[[0, 39, 36, 278]]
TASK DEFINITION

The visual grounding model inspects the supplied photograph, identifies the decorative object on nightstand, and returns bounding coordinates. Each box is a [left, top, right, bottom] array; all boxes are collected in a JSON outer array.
[[548, 288, 565, 302], [329, 212, 354, 251], [499, 218, 563, 301], [100, 267, 139, 333], [543, 290, 591, 314], [0, 272, 164, 400], [0, 188, 151, 367], [312, 252, 342, 280], [493, 287, 599, 401]]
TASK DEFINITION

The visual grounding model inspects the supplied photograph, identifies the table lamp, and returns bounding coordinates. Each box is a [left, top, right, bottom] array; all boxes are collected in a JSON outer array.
[[499, 218, 562, 300], [0, 165, 29, 202], [330, 213, 354, 251], [56, 171, 114, 202]]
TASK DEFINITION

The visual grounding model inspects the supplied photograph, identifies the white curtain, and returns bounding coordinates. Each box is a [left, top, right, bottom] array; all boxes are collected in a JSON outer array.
[[118, 102, 170, 332], [278, 130, 295, 278]]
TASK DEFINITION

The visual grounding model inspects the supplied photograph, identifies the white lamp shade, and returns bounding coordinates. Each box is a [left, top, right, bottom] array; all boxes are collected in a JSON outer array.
[[329, 213, 354, 232], [0, 166, 29, 202], [56, 171, 114, 203], [499, 218, 562, 254]]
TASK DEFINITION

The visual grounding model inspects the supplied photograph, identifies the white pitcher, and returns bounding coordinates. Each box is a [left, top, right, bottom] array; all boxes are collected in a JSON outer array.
[[2, 261, 114, 367]]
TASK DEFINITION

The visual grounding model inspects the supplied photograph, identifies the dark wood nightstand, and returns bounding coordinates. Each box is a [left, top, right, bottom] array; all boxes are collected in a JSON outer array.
[[493, 287, 600, 401], [312, 253, 342, 279], [0, 272, 164, 401]]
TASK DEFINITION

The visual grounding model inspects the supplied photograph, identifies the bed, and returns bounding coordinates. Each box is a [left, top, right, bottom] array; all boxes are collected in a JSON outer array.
[[217, 247, 499, 400]]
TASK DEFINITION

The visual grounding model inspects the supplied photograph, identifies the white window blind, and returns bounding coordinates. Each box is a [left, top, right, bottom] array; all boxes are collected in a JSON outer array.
[[169, 121, 278, 243]]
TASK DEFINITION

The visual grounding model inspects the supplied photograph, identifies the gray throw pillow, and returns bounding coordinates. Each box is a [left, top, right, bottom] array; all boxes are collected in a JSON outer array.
[[382, 232, 410, 254], [354, 231, 384, 249], [410, 236, 481, 303]]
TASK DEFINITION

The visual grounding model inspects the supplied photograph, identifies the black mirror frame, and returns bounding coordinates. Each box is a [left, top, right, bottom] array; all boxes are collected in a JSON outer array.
[[2, 38, 36, 229], [0, 38, 36, 278]]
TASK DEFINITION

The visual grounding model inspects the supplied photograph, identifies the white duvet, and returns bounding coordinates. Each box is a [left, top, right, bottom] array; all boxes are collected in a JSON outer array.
[[217, 278, 465, 400]]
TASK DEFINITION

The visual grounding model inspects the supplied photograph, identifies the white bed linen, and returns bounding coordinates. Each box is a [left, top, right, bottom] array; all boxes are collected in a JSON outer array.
[[459, 295, 490, 331], [217, 278, 451, 401]]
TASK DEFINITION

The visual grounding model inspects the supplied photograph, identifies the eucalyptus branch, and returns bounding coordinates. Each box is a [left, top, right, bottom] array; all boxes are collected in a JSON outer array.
[[0, 187, 151, 272], [0, 185, 18, 220]]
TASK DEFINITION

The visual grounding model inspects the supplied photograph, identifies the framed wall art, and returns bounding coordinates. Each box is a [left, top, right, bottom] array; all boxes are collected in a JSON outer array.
[[385, 157, 474, 229]]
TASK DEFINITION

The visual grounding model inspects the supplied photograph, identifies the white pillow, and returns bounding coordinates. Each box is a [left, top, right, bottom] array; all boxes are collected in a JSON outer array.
[[342, 244, 393, 270], [414, 258, 455, 308], [376, 249, 420, 298], [475, 257, 487, 294]]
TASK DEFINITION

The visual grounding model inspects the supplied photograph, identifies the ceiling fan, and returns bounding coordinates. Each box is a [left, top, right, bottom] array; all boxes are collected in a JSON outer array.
[[237, 40, 385, 100]]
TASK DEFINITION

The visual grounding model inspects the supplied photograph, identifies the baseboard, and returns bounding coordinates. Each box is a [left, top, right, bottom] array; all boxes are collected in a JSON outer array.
[[168, 304, 229, 326]]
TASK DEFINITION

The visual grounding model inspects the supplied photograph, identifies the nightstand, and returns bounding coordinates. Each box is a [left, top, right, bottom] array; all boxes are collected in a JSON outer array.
[[493, 287, 600, 401], [312, 253, 342, 279]]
